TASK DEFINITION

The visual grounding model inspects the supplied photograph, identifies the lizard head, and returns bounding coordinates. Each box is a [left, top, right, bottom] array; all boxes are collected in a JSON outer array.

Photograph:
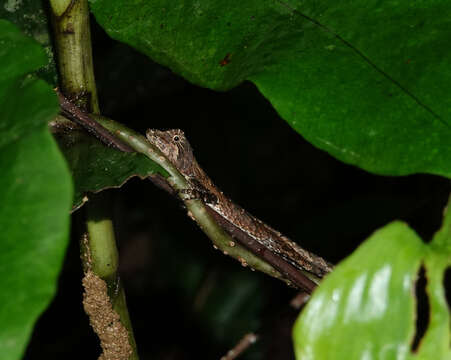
[[146, 129, 196, 175]]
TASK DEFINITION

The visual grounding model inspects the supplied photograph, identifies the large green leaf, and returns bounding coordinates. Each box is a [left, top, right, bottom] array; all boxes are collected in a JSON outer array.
[[292, 218, 451, 360], [90, 0, 451, 177], [0, 20, 72, 360]]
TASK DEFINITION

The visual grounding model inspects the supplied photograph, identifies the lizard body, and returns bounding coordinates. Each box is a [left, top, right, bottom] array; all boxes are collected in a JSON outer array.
[[146, 129, 333, 290]]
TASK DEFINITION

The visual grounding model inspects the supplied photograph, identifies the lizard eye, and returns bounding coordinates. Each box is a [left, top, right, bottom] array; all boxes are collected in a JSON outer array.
[[173, 135, 180, 142]]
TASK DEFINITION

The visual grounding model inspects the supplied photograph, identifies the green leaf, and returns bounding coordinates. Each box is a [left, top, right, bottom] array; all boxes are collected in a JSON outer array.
[[0, 0, 57, 84], [419, 195, 451, 360], [54, 126, 164, 210], [0, 20, 72, 360], [292, 219, 451, 360], [90, 0, 451, 177]]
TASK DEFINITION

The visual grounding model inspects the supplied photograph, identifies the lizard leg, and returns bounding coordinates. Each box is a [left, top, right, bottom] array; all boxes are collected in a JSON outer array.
[[179, 188, 218, 205], [178, 188, 204, 201]]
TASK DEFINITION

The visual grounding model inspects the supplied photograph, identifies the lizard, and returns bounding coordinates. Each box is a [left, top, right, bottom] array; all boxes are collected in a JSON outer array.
[[54, 92, 331, 291], [146, 129, 333, 292]]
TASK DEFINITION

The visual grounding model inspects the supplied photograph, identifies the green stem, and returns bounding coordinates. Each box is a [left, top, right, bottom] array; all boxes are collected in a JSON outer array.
[[85, 194, 119, 288], [49, 0, 138, 358], [50, 0, 99, 112]]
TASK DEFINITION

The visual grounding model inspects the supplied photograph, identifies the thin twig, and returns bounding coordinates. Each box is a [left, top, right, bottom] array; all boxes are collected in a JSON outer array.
[[219, 290, 309, 360], [290, 291, 311, 310], [220, 333, 259, 360]]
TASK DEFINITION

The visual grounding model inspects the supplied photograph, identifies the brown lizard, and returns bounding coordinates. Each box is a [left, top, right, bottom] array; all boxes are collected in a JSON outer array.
[[146, 129, 333, 292], [55, 92, 331, 291]]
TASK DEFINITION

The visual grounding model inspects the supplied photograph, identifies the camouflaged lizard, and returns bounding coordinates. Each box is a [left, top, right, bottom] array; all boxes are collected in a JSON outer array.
[[146, 129, 333, 291]]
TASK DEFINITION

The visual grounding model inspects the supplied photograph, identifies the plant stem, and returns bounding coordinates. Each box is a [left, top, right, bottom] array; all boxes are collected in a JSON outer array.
[[84, 194, 138, 355], [50, 0, 99, 112], [49, 0, 139, 358]]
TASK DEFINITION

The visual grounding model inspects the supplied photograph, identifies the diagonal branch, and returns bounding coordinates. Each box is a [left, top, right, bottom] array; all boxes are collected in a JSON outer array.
[[55, 98, 328, 291]]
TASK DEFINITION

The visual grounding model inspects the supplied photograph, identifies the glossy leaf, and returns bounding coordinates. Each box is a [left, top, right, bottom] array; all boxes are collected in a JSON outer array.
[[293, 219, 451, 360], [90, 0, 451, 177], [0, 20, 72, 360]]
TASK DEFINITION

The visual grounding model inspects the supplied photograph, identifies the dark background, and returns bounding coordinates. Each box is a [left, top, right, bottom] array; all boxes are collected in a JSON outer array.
[[25, 18, 450, 360]]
